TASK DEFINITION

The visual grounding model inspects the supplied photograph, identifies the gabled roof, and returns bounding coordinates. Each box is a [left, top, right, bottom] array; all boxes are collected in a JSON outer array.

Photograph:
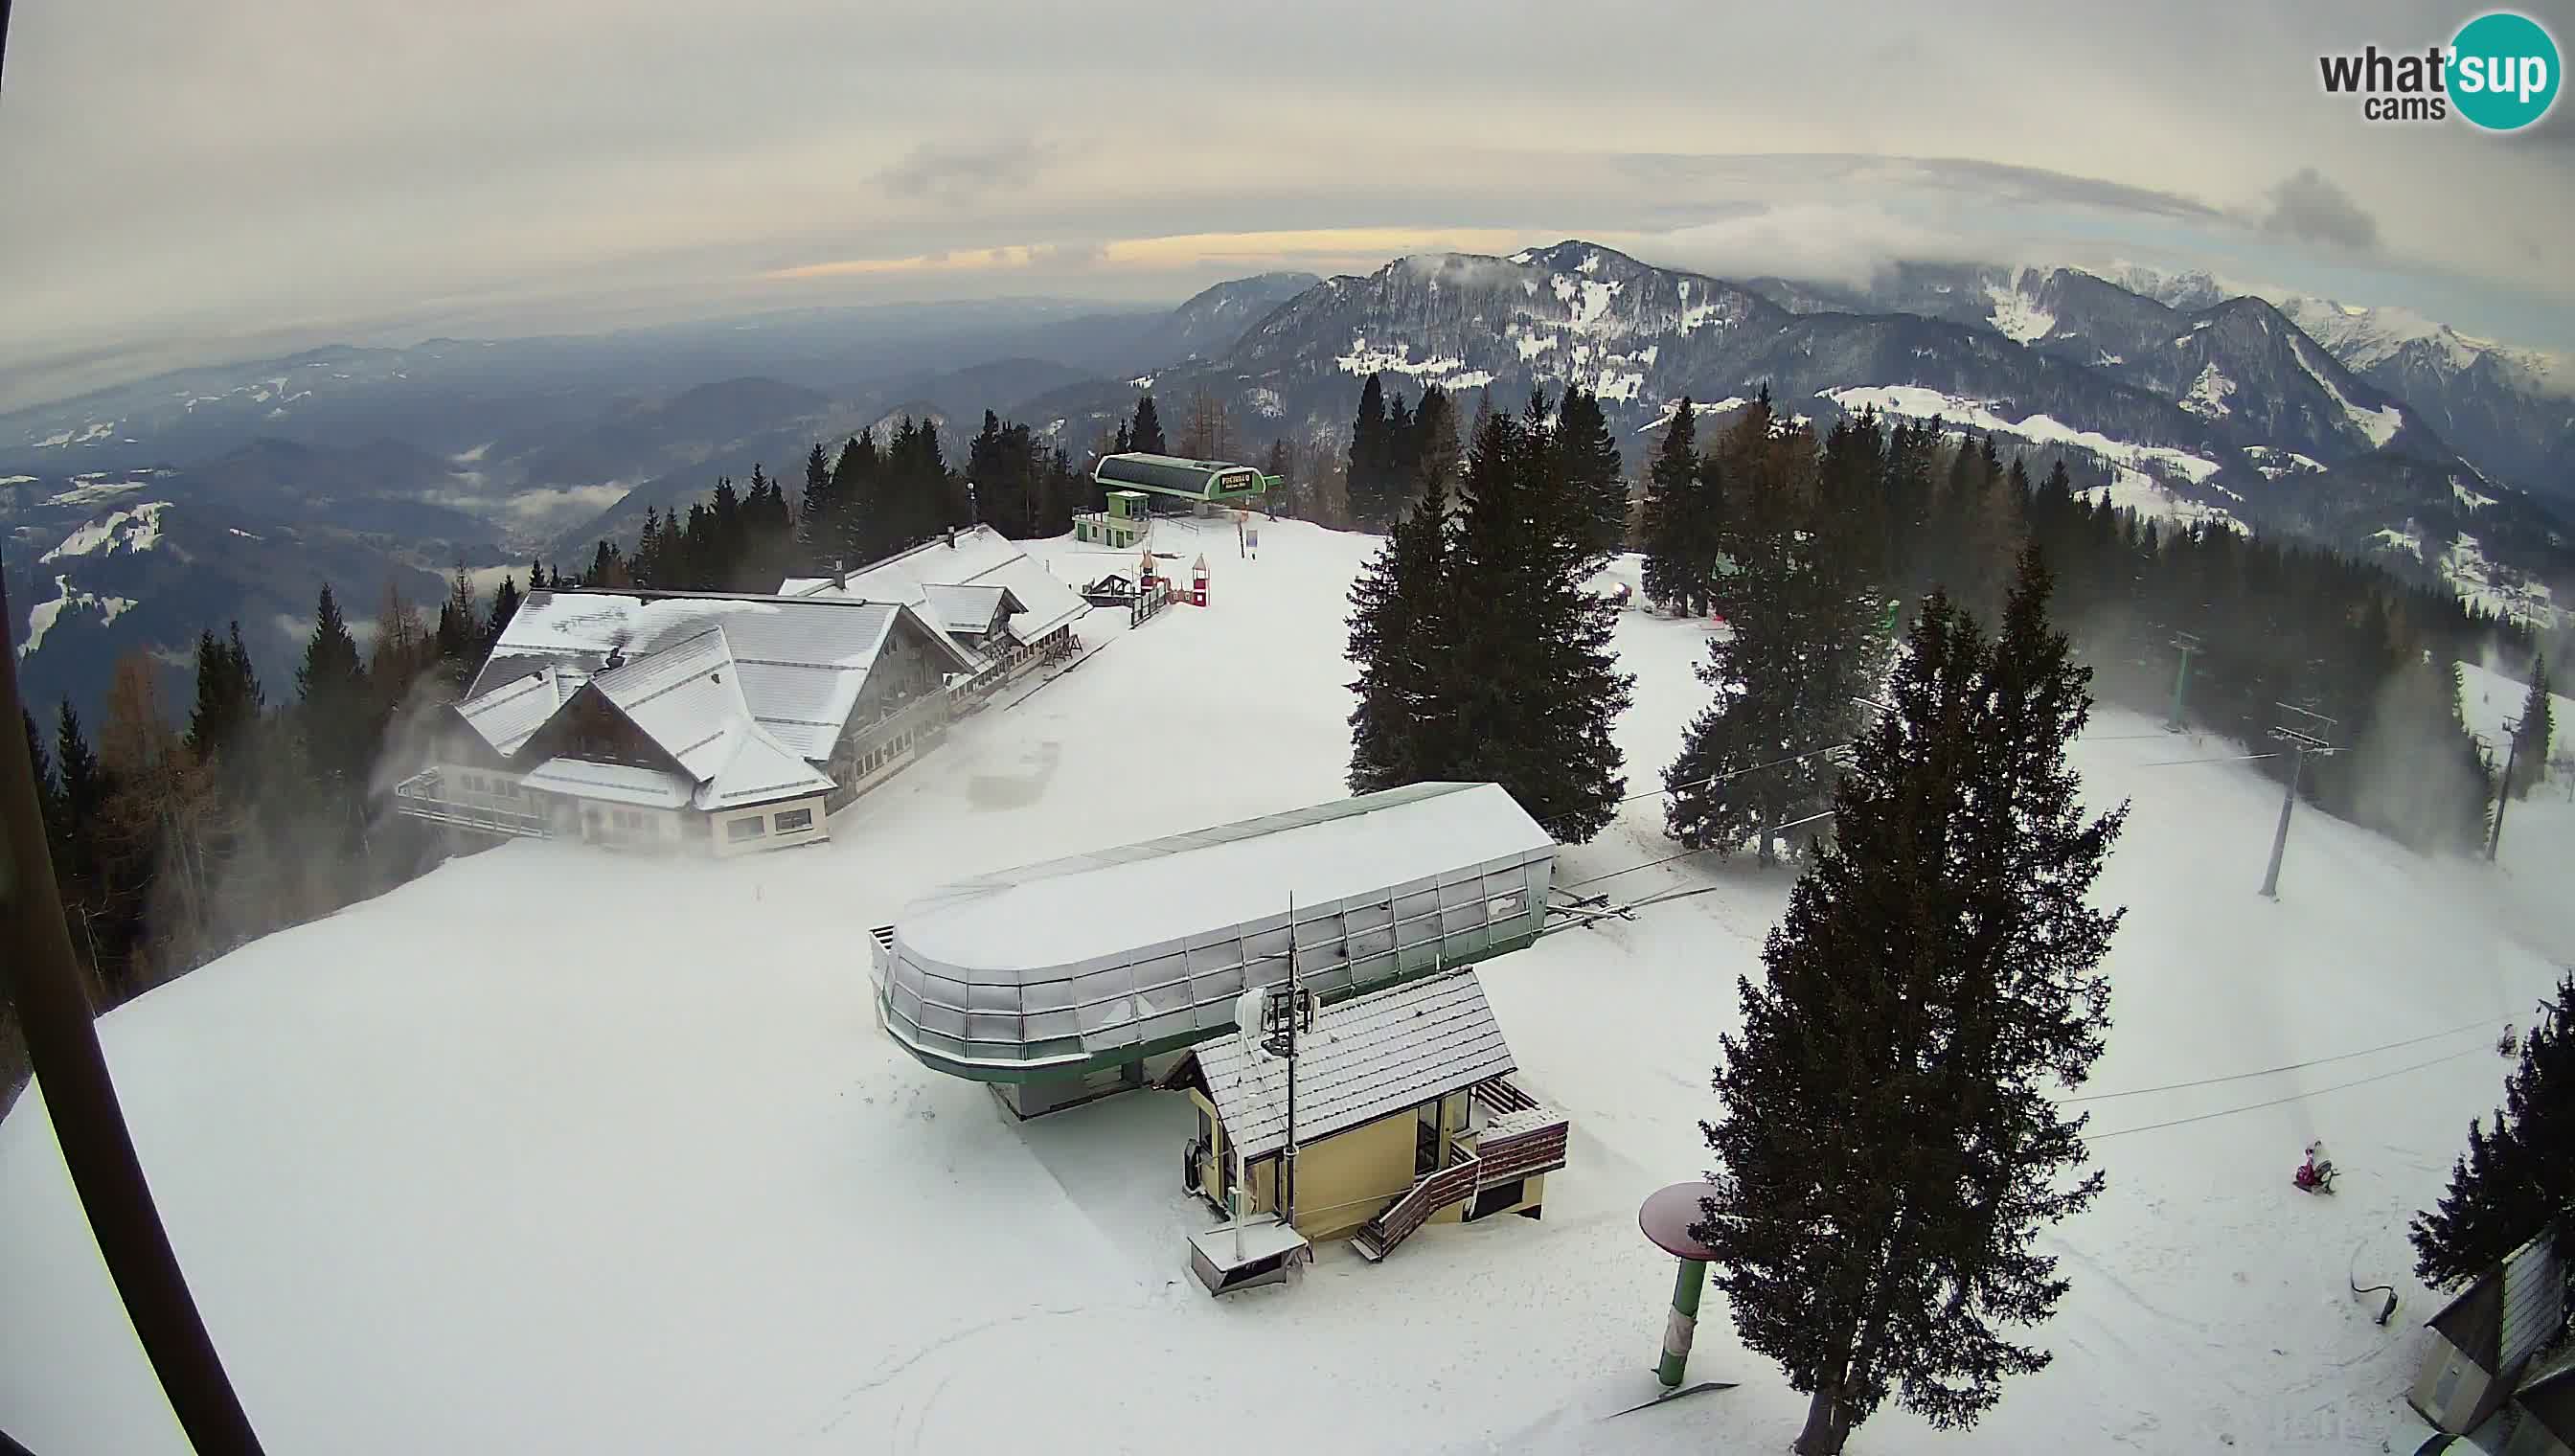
[[463, 590, 973, 760], [921, 583, 1018, 635], [455, 663, 582, 757], [783, 525, 1087, 644], [1193, 968, 1515, 1163], [2429, 1223, 2566, 1376], [580, 626, 837, 810], [520, 758, 693, 808]]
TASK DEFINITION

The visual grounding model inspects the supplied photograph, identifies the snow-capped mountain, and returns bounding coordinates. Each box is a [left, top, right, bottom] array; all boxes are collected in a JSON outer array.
[[2271, 294, 2572, 495], [1126, 272, 1320, 367], [1741, 262, 2444, 466]]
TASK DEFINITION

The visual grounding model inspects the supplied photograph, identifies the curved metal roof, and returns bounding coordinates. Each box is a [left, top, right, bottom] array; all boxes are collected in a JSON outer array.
[[871, 783, 1558, 1083]]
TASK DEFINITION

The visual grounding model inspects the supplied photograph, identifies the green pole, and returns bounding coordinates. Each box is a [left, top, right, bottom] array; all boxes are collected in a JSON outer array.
[[1657, 1257, 1707, 1387], [2167, 641, 2196, 730]]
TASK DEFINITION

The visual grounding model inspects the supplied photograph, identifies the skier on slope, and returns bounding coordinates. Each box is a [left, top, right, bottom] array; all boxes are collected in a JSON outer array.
[[2294, 1139, 2336, 1194]]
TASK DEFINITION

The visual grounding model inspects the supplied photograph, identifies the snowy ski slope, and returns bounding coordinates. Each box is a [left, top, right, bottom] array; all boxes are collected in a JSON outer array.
[[1, 517, 2569, 1455]]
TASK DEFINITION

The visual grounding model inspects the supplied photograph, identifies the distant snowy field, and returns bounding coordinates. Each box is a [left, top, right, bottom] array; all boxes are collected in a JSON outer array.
[[3, 518, 2570, 1455]]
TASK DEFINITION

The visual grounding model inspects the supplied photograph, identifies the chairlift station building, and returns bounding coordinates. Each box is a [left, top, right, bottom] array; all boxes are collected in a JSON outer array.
[[868, 781, 1559, 1118]]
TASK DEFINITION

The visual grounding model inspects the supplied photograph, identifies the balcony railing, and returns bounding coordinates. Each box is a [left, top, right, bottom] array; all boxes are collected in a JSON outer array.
[[391, 769, 549, 838]]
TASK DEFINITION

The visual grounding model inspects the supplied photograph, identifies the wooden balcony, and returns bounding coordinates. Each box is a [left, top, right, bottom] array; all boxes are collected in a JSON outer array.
[[1351, 1079, 1570, 1263]]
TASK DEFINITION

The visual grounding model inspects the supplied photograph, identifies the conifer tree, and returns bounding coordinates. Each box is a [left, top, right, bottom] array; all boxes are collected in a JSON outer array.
[[1346, 374, 1392, 530], [797, 441, 836, 566], [1129, 395, 1167, 456], [1440, 398, 1633, 840], [297, 583, 376, 808], [2511, 656, 2555, 800], [185, 623, 264, 764], [1346, 473, 1455, 794], [1411, 385, 1461, 500], [1640, 398, 1717, 615], [2411, 970, 2574, 1288], [1555, 384, 1628, 558], [1698, 555, 2125, 1454], [483, 575, 523, 654]]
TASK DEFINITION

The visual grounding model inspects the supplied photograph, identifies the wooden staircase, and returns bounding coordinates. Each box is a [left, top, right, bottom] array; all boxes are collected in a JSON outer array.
[[1349, 1085, 1574, 1263], [1352, 1149, 1483, 1262]]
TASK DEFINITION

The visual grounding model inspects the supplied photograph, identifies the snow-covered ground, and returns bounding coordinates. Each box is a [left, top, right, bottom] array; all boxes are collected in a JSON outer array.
[[4, 517, 2571, 1455]]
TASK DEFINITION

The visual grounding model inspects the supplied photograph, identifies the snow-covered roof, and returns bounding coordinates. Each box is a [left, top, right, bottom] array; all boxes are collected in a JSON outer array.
[[583, 627, 837, 810], [520, 758, 693, 808], [894, 782, 1555, 976], [1195, 968, 1515, 1162], [454, 664, 582, 757], [921, 583, 1017, 635], [784, 525, 1086, 644], [466, 590, 972, 761]]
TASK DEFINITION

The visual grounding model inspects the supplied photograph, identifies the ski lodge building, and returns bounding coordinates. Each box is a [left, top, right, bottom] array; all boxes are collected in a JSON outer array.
[[396, 588, 983, 853], [780, 524, 1087, 694]]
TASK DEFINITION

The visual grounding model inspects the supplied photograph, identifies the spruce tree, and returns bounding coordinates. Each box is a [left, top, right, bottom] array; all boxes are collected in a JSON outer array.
[[1698, 555, 2125, 1455], [2511, 656, 2555, 800], [1412, 385, 1461, 500], [1640, 398, 1716, 615], [1440, 399, 1633, 841], [1555, 385, 1628, 558], [1129, 395, 1167, 456], [1346, 374, 1391, 529], [797, 441, 836, 567], [485, 575, 524, 653], [1665, 405, 1880, 864], [297, 583, 376, 806], [1346, 474, 1455, 794], [185, 625, 263, 764], [2411, 971, 2575, 1288]]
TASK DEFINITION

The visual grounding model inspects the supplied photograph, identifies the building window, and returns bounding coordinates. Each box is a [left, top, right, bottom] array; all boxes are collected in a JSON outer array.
[[727, 816, 765, 843], [461, 772, 485, 794], [774, 808, 813, 832]]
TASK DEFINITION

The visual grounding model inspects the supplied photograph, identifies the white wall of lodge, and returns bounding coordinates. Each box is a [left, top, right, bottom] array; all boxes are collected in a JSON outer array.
[[712, 795, 829, 856]]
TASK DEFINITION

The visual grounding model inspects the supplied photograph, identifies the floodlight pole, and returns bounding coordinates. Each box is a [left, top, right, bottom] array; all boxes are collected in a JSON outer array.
[[0, 579, 268, 1455]]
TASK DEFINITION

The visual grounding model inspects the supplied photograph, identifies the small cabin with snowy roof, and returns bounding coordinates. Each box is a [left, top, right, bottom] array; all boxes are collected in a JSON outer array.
[[1167, 967, 1568, 1264], [779, 524, 1087, 691], [397, 587, 980, 853], [2411, 1223, 2568, 1436]]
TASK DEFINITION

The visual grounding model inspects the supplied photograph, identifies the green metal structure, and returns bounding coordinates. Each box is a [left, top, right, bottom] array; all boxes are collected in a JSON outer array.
[[1092, 452, 1276, 506]]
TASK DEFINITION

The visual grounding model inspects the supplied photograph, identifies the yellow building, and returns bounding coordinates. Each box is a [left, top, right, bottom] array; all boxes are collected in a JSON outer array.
[[1170, 967, 1569, 1280]]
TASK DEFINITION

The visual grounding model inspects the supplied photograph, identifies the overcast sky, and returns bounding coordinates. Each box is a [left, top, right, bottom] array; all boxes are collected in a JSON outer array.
[[4, 0, 2573, 406]]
